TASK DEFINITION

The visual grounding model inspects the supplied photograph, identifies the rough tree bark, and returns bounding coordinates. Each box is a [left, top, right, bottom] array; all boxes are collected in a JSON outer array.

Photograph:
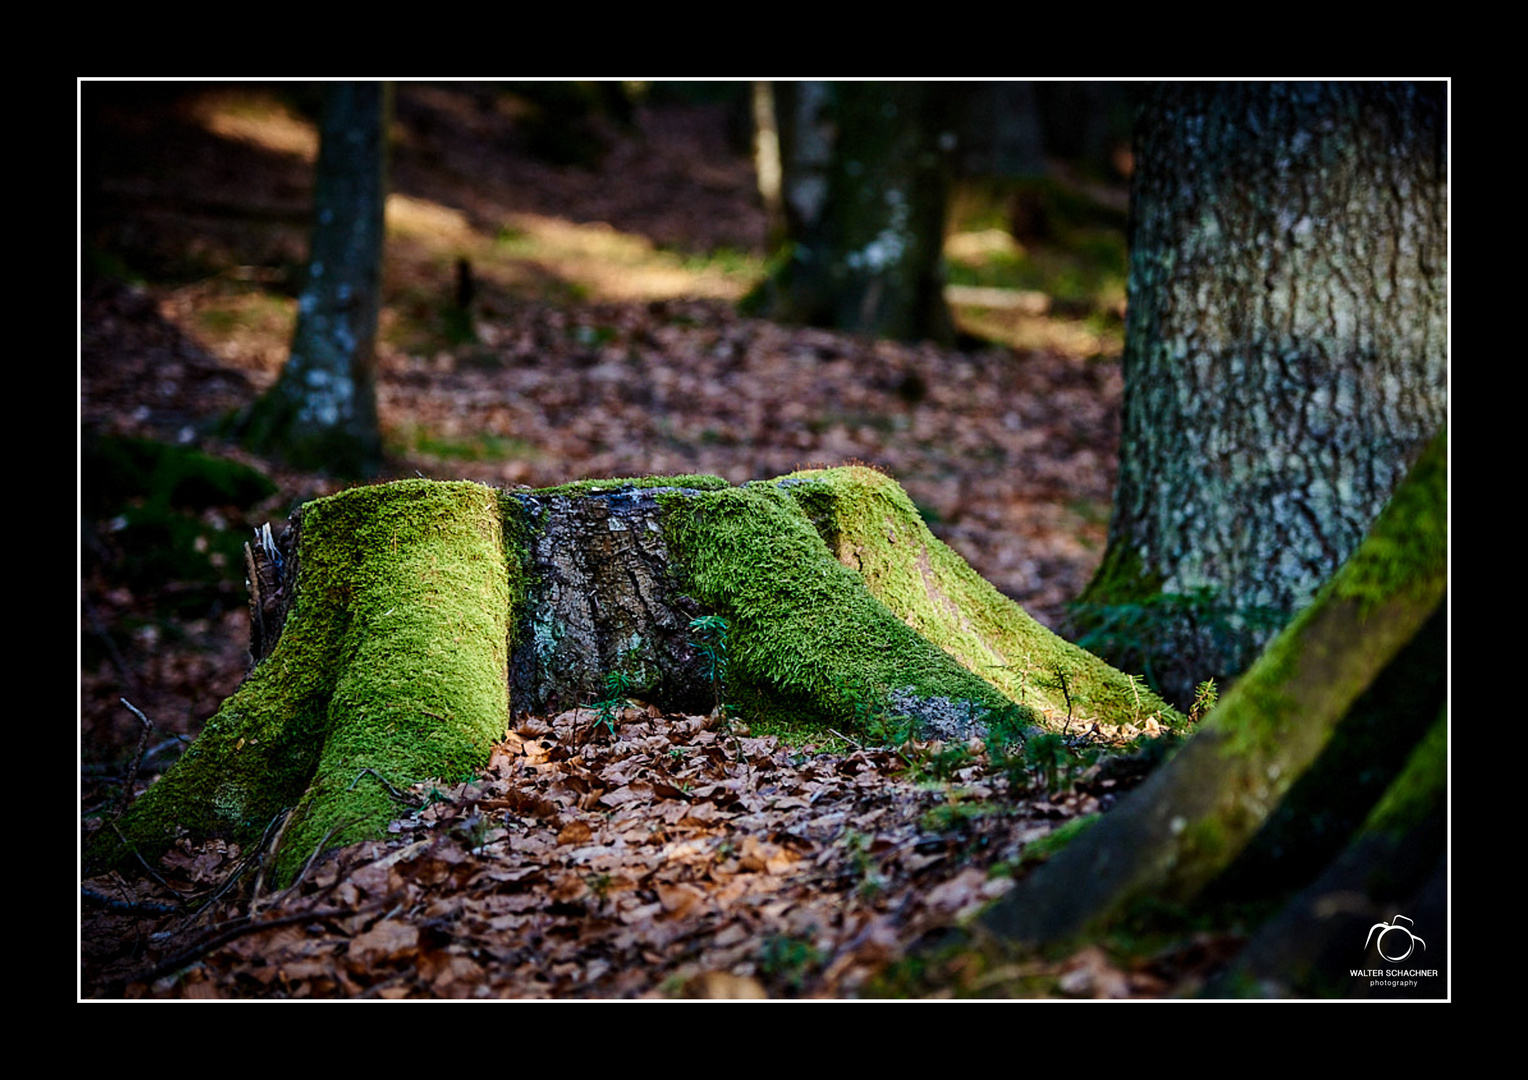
[[1076, 82, 1447, 705], [976, 430, 1446, 995], [240, 82, 388, 476], [89, 467, 1179, 885]]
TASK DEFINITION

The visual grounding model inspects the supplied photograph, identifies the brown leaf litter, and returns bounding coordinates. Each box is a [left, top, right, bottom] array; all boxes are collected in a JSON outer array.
[[82, 705, 1157, 999]]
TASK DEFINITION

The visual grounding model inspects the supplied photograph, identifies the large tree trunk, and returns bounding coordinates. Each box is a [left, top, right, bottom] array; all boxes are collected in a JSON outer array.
[[1076, 82, 1447, 705], [89, 467, 1179, 885], [977, 431, 1446, 974], [744, 82, 962, 345], [240, 82, 388, 476]]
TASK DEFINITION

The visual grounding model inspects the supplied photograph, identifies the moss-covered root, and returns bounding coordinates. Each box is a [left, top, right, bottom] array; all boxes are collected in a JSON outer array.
[[977, 429, 1447, 950], [657, 481, 1021, 737], [1204, 711, 1448, 998], [780, 466, 1182, 732], [90, 480, 511, 884]]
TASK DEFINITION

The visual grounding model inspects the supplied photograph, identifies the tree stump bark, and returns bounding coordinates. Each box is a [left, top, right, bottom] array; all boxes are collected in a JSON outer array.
[[89, 467, 1180, 884], [506, 482, 714, 718]]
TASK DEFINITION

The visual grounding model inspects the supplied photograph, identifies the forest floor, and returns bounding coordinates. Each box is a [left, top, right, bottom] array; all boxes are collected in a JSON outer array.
[[79, 83, 1234, 998]]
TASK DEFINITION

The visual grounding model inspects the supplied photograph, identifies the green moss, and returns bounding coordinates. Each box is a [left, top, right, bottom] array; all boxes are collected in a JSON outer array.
[[1010, 431, 1448, 920], [1072, 541, 1293, 709], [1209, 604, 1445, 901], [532, 474, 732, 498], [1361, 709, 1446, 838], [1181, 815, 1228, 863], [921, 797, 1000, 834], [93, 479, 511, 885], [1334, 429, 1447, 611], [1077, 429, 1444, 717], [656, 480, 1016, 733], [94, 467, 1193, 884], [277, 481, 509, 878], [1011, 812, 1100, 871], [1215, 642, 1301, 762], [1075, 541, 1162, 609], [778, 466, 1183, 733], [652, 467, 1181, 742], [81, 434, 277, 515], [1216, 431, 1447, 764], [81, 434, 279, 612]]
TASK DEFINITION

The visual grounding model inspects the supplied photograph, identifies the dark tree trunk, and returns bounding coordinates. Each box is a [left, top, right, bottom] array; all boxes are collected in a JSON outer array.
[[745, 82, 962, 345], [1076, 82, 1447, 705], [241, 82, 388, 477]]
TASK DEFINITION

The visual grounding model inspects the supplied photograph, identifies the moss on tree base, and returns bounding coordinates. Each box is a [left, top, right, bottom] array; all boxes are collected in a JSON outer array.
[[92, 481, 510, 883], [89, 467, 1178, 885]]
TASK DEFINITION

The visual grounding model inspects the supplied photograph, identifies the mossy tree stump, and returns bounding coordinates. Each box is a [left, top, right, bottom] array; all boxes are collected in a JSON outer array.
[[89, 466, 1179, 884]]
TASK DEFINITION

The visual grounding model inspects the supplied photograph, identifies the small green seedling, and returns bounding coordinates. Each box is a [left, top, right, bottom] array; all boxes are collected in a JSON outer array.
[[836, 672, 914, 750], [1190, 678, 1219, 724], [689, 615, 728, 690], [589, 642, 644, 740], [591, 667, 633, 739], [758, 933, 825, 992], [689, 615, 750, 776]]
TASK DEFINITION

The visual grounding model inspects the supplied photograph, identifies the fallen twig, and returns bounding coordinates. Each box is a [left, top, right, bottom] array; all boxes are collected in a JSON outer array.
[[199, 810, 291, 917], [277, 819, 358, 904], [116, 698, 154, 820], [81, 887, 179, 915], [110, 822, 187, 900], [106, 899, 388, 997], [828, 728, 863, 751], [348, 767, 409, 801]]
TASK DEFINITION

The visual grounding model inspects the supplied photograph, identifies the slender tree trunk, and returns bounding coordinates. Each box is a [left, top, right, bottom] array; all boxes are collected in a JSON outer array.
[[242, 82, 388, 476], [751, 81, 787, 251], [746, 82, 962, 345], [957, 82, 1046, 180], [1077, 82, 1447, 705]]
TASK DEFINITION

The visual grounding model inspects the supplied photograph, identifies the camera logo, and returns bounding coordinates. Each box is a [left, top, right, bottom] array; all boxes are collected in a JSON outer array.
[[1364, 914, 1427, 963]]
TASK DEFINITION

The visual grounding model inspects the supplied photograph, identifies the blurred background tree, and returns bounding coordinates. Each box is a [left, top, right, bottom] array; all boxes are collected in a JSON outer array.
[[238, 82, 389, 477], [744, 82, 966, 345]]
